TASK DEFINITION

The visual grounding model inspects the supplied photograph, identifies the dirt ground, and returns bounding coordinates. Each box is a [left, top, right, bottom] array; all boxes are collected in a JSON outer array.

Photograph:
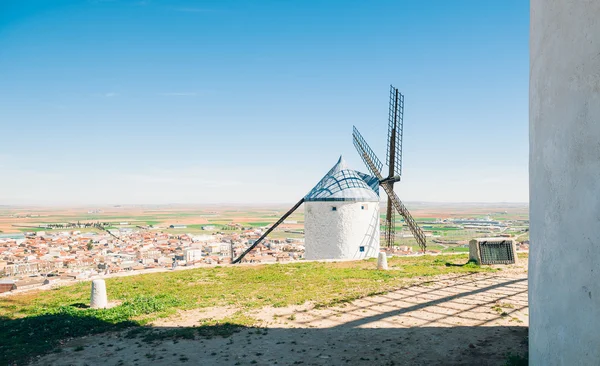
[[33, 267, 529, 366]]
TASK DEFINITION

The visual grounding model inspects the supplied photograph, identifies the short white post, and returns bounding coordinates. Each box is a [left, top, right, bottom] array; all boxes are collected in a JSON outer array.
[[90, 279, 108, 309], [377, 252, 388, 270]]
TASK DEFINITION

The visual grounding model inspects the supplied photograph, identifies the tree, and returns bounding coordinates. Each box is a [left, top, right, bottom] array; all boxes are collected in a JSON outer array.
[[87, 240, 94, 251]]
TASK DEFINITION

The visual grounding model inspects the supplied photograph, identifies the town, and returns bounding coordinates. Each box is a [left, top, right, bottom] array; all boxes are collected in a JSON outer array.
[[0, 222, 305, 292], [0, 204, 529, 294]]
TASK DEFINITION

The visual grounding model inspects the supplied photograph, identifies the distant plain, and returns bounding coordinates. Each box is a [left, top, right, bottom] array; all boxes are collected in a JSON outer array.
[[0, 202, 529, 251]]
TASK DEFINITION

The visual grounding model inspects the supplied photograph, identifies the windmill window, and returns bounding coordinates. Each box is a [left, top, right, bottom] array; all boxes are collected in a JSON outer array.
[[359, 246, 365, 252], [331, 206, 337, 211]]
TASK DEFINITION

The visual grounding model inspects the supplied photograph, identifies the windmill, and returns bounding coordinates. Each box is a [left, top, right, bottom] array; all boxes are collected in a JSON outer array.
[[352, 85, 426, 251], [232, 156, 381, 264]]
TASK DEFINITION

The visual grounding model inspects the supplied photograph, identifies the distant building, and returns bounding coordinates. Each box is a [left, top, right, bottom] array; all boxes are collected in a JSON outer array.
[[191, 235, 212, 242], [0, 280, 16, 294], [206, 243, 222, 254], [169, 225, 187, 229], [184, 248, 203, 263]]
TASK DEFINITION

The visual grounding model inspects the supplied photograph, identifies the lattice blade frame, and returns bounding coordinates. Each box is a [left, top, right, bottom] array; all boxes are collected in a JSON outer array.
[[353, 126, 384, 176], [386, 85, 404, 177], [384, 199, 395, 248], [380, 183, 427, 252], [353, 128, 426, 251]]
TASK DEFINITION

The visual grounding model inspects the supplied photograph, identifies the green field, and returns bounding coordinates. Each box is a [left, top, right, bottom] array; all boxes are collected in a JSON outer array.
[[17, 227, 47, 232], [427, 226, 462, 231], [0, 205, 529, 246], [0, 254, 493, 365], [245, 222, 272, 227]]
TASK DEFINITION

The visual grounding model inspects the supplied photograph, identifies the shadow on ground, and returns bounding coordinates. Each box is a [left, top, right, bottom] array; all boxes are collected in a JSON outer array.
[[0, 312, 136, 365], [2, 273, 529, 366], [22, 323, 528, 366]]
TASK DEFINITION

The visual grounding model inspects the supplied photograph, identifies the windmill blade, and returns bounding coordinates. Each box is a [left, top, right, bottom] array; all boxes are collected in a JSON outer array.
[[384, 200, 395, 248], [380, 182, 426, 252], [386, 85, 404, 177], [352, 126, 384, 176], [232, 198, 305, 264], [353, 129, 424, 251]]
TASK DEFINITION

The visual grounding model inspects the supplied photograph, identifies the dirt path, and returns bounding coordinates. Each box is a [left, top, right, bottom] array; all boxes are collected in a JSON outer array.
[[33, 271, 528, 366]]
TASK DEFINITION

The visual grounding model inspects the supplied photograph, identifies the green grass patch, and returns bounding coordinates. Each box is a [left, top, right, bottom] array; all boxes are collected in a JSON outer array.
[[0, 254, 492, 364], [17, 227, 48, 232], [428, 226, 462, 231], [442, 247, 470, 253], [244, 222, 273, 227], [504, 352, 528, 366], [176, 224, 204, 230]]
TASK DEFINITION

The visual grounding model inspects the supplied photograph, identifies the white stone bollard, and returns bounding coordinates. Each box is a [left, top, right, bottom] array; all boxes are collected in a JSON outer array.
[[377, 252, 388, 270], [90, 279, 108, 309]]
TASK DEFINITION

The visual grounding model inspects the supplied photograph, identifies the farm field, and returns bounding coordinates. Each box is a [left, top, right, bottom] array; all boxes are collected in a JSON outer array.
[[0, 202, 528, 248]]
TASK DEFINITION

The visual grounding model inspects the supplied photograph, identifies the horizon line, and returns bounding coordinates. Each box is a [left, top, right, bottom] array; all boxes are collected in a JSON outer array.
[[0, 201, 530, 208]]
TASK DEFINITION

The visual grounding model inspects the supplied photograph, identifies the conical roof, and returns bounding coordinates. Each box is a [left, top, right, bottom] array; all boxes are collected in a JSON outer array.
[[304, 156, 380, 202]]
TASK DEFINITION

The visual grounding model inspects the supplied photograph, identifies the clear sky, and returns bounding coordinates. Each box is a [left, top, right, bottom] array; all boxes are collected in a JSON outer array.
[[0, 0, 529, 205]]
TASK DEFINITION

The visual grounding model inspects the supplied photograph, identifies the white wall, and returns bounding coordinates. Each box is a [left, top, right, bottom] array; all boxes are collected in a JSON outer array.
[[304, 201, 380, 260], [530, 1, 600, 364], [184, 248, 203, 263]]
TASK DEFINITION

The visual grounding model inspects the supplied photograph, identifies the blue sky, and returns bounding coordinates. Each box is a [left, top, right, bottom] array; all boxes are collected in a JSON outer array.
[[0, 0, 529, 205]]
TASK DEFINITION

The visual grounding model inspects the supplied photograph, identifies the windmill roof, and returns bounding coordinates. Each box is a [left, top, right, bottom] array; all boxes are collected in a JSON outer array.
[[304, 156, 380, 202]]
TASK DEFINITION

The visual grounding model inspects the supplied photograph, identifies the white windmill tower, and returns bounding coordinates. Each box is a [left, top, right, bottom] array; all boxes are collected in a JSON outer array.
[[232, 156, 380, 263], [303, 156, 380, 260]]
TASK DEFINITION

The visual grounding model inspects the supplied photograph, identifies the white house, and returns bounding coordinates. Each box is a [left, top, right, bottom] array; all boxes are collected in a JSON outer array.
[[184, 248, 203, 263]]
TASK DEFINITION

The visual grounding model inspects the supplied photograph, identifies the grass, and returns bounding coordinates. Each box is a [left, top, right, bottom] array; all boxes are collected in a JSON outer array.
[[245, 222, 273, 227], [182, 224, 212, 230], [0, 254, 493, 364], [504, 352, 528, 366], [17, 227, 48, 232], [442, 247, 470, 253], [492, 301, 517, 318]]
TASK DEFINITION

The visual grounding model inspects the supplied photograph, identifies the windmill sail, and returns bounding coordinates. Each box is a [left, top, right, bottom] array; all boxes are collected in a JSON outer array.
[[384, 200, 395, 248], [353, 96, 426, 252], [354, 132, 426, 251], [386, 85, 404, 177], [380, 183, 426, 252], [353, 126, 383, 176]]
